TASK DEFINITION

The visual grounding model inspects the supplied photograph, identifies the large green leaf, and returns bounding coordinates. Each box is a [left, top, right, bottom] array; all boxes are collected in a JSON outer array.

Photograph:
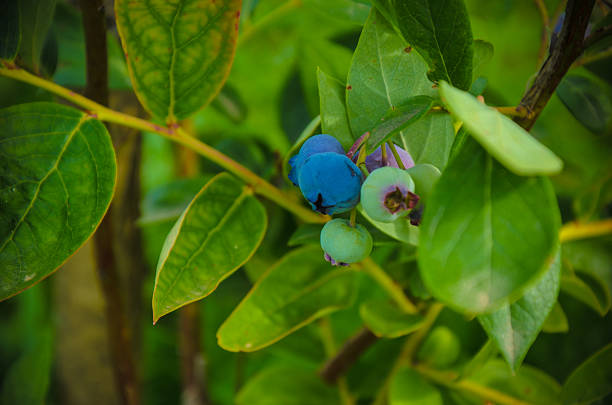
[[217, 246, 357, 352], [439, 81, 563, 176], [478, 247, 561, 371], [418, 137, 561, 314], [562, 342, 612, 405], [0, 102, 116, 301], [0, 0, 20, 61], [557, 74, 612, 135], [317, 68, 354, 150], [358, 206, 419, 245], [390, 368, 443, 405], [152, 173, 266, 322], [359, 299, 424, 338], [371, 0, 473, 90], [346, 9, 434, 139], [237, 366, 341, 405], [397, 111, 454, 169], [115, 0, 241, 123], [17, 0, 56, 74]]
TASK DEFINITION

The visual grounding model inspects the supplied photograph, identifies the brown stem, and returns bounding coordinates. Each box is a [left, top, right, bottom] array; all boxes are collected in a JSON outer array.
[[514, 0, 595, 130], [319, 327, 379, 385], [180, 303, 210, 405], [80, 1, 140, 404]]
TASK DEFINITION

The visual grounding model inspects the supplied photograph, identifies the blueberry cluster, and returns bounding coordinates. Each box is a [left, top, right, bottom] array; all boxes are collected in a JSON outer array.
[[289, 134, 439, 266]]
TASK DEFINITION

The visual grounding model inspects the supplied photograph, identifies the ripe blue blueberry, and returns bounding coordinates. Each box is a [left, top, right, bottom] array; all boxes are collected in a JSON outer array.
[[298, 152, 363, 215], [363, 143, 415, 173], [360, 166, 418, 223], [320, 218, 373, 265], [288, 134, 345, 185]]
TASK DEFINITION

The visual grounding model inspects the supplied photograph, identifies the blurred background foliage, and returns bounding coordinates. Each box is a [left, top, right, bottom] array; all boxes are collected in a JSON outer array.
[[0, 0, 611, 404]]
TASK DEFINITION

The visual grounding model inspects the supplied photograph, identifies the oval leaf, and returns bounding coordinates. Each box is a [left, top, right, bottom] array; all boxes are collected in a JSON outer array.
[[419, 137, 561, 314], [0, 102, 116, 300], [360, 299, 425, 338], [562, 342, 612, 405], [152, 173, 267, 322], [317, 68, 354, 150], [217, 245, 357, 352], [557, 74, 612, 134], [399, 112, 454, 169], [439, 81, 563, 176], [478, 246, 561, 371], [0, 0, 20, 61], [18, 0, 56, 73], [115, 0, 241, 123]]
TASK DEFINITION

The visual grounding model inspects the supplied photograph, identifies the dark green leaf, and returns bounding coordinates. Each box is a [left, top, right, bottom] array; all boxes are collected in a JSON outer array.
[[562, 342, 612, 405], [440, 81, 563, 176], [152, 173, 267, 322], [419, 137, 561, 314], [397, 111, 454, 169], [542, 302, 569, 334], [0, 0, 20, 61], [371, 0, 473, 90], [368, 96, 434, 149], [288, 224, 324, 247], [237, 365, 341, 405], [217, 245, 357, 352], [472, 40, 493, 81], [317, 68, 353, 150], [0, 102, 116, 301], [561, 270, 611, 316], [346, 9, 435, 139], [557, 74, 612, 134], [18, 0, 56, 74], [478, 247, 561, 371], [115, 0, 241, 123], [359, 299, 425, 338], [390, 367, 443, 405]]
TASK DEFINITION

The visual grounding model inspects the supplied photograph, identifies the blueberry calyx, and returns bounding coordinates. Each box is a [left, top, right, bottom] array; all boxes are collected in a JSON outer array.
[[383, 188, 420, 214]]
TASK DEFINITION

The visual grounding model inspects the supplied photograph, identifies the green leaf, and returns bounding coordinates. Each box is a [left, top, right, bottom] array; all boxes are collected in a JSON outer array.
[[439, 81, 563, 176], [359, 299, 425, 338], [562, 342, 612, 405], [472, 40, 494, 81], [288, 224, 324, 247], [346, 9, 435, 139], [152, 173, 267, 322], [557, 74, 612, 135], [368, 96, 434, 149], [542, 302, 569, 334], [0, 0, 20, 61], [561, 270, 611, 316], [358, 205, 419, 245], [217, 246, 357, 352], [0, 102, 116, 301], [417, 326, 461, 369], [397, 111, 454, 169], [303, 0, 370, 25], [478, 247, 561, 371], [419, 137, 561, 314], [115, 0, 241, 123], [17, 0, 56, 74], [237, 365, 341, 405], [317, 68, 354, 150], [390, 367, 443, 405], [371, 0, 473, 90], [461, 339, 497, 378]]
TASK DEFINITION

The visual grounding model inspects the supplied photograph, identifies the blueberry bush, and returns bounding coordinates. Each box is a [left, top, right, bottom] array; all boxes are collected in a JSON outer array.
[[1, 0, 612, 404]]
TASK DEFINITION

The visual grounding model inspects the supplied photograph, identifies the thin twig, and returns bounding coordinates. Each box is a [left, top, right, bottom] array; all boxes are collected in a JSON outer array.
[[560, 219, 612, 242], [573, 46, 612, 67], [533, 0, 551, 67], [359, 258, 418, 314]]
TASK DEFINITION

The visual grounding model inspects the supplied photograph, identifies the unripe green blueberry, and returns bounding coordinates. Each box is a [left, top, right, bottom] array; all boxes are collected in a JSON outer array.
[[405, 164, 441, 203], [417, 326, 461, 369], [320, 219, 373, 265], [360, 167, 418, 223]]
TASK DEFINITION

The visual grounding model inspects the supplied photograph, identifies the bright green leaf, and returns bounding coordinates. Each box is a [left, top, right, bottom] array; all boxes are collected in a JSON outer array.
[[18, 0, 56, 74], [472, 39, 494, 81], [346, 9, 435, 139], [237, 365, 341, 405], [359, 299, 424, 338], [115, 0, 241, 123], [217, 245, 357, 352], [368, 96, 434, 149], [562, 342, 612, 405], [478, 247, 561, 371], [317, 68, 354, 150], [439, 81, 563, 176], [561, 270, 611, 316], [417, 326, 461, 369], [152, 173, 267, 322], [419, 137, 561, 314], [397, 111, 454, 169], [461, 339, 497, 378], [0, 102, 116, 301], [390, 367, 443, 405], [542, 302, 569, 334], [358, 205, 419, 245], [371, 0, 473, 90], [557, 74, 612, 134], [0, 0, 20, 61]]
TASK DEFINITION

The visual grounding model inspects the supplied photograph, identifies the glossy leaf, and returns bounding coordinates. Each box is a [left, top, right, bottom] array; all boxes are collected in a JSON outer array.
[[562, 342, 612, 405], [398, 111, 454, 170], [557, 74, 612, 135], [419, 137, 561, 314], [152, 173, 267, 322], [18, 0, 56, 73], [561, 270, 611, 316], [478, 247, 561, 371], [217, 246, 357, 352], [115, 0, 241, 123], [440, 81, 563, 176], [346, 9, 435, 139], [390, 368, 443, 405], [317, 68, 354, 150], [542, 302, 569, 334], [0, 0, 20, 61], [368, 96, 434, 149], [371, 0, 473, 90], [358, 206, 419, 245], [237, 365, 341, 405], [359, 299, 425, 338], [0, 102, 116, 301]]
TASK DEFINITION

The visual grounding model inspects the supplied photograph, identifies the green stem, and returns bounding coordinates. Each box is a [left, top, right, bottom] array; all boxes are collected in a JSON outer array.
[[387, 141, 406, 170], [359, 258, 418, 314], [0, 64, 326, 224]]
